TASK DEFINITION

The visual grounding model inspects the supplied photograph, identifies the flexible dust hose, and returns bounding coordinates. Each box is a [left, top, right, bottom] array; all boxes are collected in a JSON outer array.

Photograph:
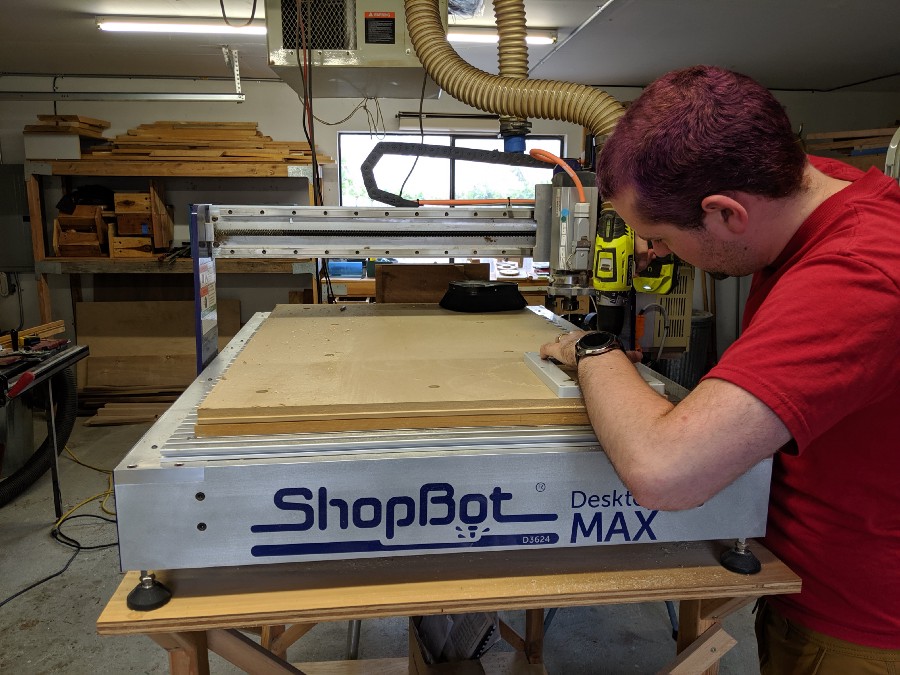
[[404, 0, 625, 138], [493, 0, 530, 147], [494, 0, 528, 80]]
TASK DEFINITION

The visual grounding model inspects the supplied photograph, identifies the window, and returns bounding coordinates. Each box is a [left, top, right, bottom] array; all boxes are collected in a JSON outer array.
[[339, 132, 565, 207]]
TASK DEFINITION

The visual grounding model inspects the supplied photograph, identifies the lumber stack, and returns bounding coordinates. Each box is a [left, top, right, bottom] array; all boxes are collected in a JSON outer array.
[[83, 121, 334, 165], [23, 115, 110, 140], [805, 127, 897, 171], [23, 115, 111, 160]]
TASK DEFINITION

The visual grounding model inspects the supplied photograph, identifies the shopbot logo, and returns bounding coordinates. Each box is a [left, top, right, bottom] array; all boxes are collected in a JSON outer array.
[[250, 482, 559, 558]]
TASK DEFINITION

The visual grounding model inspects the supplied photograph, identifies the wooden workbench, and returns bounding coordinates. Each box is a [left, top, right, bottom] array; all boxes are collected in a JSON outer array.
[[97, 540, 800, 674]]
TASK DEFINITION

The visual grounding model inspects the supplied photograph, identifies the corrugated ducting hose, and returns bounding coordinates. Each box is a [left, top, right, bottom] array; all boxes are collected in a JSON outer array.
[[404, 0, 625, 138]]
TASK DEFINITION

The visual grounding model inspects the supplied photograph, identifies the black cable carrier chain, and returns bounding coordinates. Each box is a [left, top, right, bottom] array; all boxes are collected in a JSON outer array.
[[361, 142, 548, 207]]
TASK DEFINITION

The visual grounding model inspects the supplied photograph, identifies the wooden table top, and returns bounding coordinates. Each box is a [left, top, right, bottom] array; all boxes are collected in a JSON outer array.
[[97, 540, 800, 636]]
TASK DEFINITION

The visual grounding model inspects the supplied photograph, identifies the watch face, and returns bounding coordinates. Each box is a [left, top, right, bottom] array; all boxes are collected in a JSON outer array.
[[579, 331, 616, 350]]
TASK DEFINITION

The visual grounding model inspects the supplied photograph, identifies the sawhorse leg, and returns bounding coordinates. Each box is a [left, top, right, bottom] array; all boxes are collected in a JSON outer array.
[[150, 629, 309, 675], [664, 597, 752, 675], [499, 609, 546, 666], [149, 632, 210, 675]]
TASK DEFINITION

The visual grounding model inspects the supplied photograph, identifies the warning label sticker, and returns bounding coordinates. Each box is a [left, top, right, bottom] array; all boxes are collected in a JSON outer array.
[[364, 11, 396, 44]]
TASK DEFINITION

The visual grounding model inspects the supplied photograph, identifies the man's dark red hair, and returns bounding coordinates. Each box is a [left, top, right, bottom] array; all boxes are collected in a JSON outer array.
[[597, 65, 807, 229]]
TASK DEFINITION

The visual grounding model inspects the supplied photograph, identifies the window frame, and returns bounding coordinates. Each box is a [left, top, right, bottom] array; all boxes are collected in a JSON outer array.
[[338, 131, 566, 206]]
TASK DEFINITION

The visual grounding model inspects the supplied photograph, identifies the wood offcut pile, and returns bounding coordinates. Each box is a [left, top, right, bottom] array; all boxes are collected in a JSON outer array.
[[23, 114, 110, 139], [805, 126, 897, 171], [82, 121, 334, 165]]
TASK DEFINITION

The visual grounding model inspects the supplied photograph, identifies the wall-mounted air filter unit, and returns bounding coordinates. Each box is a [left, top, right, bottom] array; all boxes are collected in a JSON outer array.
[[266, 0, 448, 98]]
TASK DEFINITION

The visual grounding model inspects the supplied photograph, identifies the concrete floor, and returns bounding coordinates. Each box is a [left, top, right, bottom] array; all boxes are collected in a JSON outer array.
[[0, 420, 763, 674]]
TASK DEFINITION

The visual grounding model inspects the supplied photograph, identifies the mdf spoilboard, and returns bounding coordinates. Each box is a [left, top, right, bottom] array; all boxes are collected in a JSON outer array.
[[195, 304, 583, 436]]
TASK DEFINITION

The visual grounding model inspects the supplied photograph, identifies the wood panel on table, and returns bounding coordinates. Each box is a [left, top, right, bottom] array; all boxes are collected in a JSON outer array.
[[195, 304, 578, 437]]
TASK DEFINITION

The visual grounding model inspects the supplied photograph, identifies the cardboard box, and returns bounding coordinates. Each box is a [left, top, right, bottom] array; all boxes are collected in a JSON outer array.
[[409, 620, 486, 675], [408, 620, 547, 675]]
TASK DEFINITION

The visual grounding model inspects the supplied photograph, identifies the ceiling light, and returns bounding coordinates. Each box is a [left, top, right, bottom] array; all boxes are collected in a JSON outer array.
[[96, 16, 266, 36], [446, 28, 557, 46]]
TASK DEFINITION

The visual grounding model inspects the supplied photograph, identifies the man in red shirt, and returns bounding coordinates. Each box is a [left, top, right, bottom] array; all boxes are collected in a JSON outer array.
[[540, 65, 900, 672]]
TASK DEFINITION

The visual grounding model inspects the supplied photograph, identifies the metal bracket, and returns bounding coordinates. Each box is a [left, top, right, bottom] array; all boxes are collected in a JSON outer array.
[[222, 47, 243, 97]]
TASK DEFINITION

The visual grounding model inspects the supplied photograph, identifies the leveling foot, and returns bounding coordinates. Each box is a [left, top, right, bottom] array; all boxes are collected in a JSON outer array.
[[126, 571, 172, 611], [720, 538, 762, 575]]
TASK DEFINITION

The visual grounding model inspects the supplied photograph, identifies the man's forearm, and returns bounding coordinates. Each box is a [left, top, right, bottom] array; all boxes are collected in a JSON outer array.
[[576, 351, 682, 506]]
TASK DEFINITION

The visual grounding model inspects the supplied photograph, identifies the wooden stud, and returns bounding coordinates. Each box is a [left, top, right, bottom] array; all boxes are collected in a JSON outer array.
[[524, 609, 544, 665], [148, 631, 210, 675], [269, 623, 316, 659], [206, 628, 307, 674], [26, 175, 46, 263], [498, 619, 526, 652], [699, 596, 754, 622], [659, 621, 736, 675]]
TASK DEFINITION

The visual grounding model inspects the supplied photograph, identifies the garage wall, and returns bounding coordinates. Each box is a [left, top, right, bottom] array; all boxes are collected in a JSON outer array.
[[1, 75, 899, 355]]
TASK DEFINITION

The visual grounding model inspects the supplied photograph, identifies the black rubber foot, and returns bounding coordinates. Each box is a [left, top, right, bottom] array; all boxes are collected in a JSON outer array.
[[720, 546, 762, 575], [126, 575, 172, 611]]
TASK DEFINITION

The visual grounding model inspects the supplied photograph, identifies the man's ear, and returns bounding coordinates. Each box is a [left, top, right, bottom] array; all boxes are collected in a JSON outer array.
[[701, 194, 749, 237]]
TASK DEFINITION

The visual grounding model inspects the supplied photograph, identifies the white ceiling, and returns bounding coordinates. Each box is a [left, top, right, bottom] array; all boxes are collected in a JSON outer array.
[[1, 0, 900, 93]]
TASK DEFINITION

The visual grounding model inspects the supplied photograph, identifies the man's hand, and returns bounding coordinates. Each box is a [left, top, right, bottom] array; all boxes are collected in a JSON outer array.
[[539, 330, 586, 368], [541, 330, 644, 366], [634, 235, 657, 273]]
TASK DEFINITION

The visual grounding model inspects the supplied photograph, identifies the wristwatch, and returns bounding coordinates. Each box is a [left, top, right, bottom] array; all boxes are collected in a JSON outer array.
[[574, 331, 624, 365]]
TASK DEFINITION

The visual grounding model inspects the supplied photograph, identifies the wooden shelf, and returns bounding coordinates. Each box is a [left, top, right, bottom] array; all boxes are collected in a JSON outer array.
[[35, 257, 314, 275], [26, 163, 320, 320], [49, 160, 315, 178]]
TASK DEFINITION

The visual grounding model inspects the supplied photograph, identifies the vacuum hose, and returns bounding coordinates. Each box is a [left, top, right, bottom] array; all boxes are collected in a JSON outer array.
[[493, 0, 530, 144], [404, 0, 625, 138]]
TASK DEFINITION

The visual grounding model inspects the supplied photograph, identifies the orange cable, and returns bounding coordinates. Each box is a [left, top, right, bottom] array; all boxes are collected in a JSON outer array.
[[417, 199, 535, 205], [528, 149, 586, 203]]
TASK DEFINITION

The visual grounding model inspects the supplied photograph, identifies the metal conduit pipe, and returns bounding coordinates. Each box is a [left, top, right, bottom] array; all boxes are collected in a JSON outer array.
[[493, 0, 531, 146], [404, 0, 625, 138]]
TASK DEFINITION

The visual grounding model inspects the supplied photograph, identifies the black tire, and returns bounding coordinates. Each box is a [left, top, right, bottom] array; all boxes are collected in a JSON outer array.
[[0, 367, 78, 508]]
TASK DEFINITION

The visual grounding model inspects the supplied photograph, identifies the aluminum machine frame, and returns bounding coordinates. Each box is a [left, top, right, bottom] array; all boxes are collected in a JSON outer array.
[[115, 198, 772, 607]]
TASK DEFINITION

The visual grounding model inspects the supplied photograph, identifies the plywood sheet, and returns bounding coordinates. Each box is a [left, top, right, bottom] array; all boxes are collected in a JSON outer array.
[[196, 304, 582, 436], [75, 299, 240, 390]]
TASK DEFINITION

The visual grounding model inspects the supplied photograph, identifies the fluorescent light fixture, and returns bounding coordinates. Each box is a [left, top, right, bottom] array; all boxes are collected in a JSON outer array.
[[447, 28, 557, 46], [96, 16, 266, 35]]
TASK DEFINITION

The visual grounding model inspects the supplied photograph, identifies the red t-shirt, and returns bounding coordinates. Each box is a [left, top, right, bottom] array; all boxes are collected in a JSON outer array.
[[705, 156, 900, 648]]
